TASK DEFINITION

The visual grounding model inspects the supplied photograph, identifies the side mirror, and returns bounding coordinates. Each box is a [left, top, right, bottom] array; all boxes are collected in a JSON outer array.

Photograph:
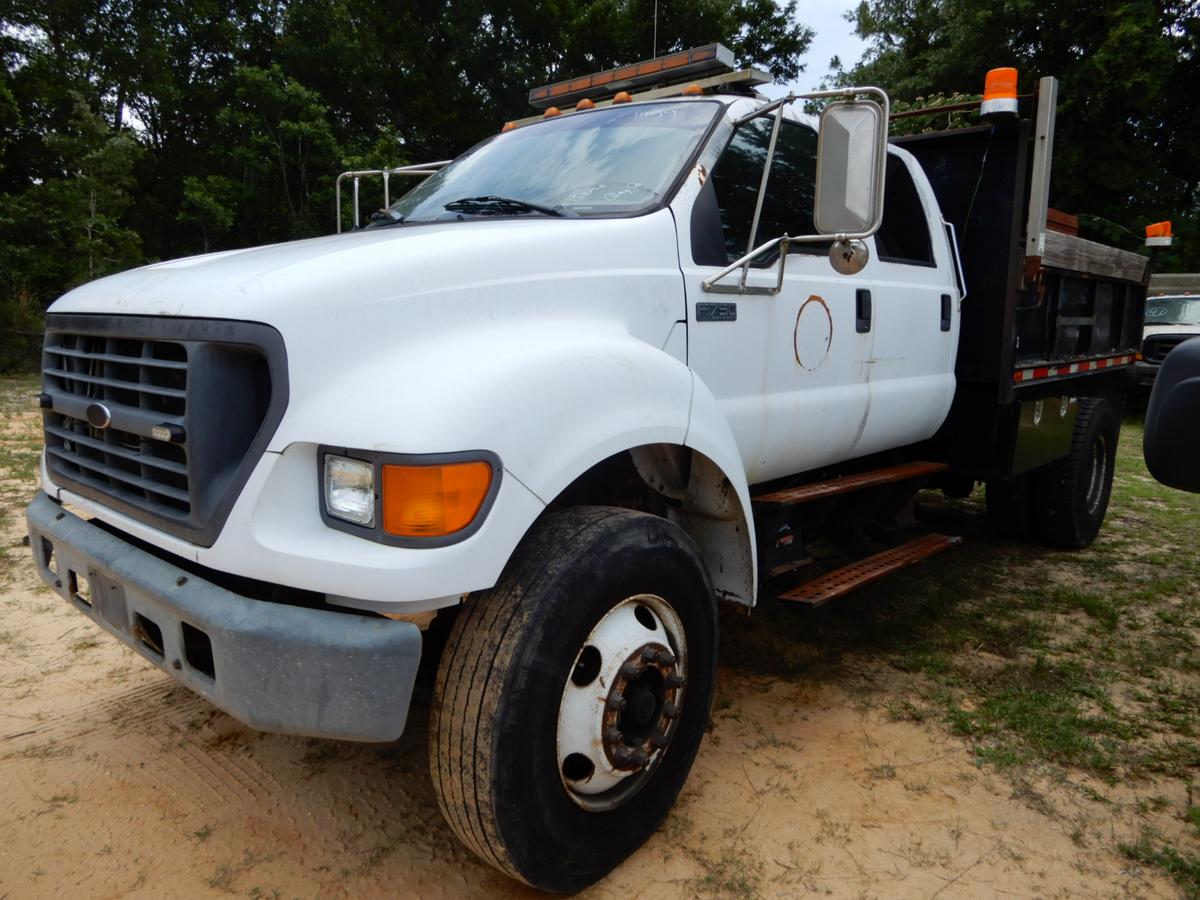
[[814, 101, 886, 237], [1144, 336, 1200, 493]]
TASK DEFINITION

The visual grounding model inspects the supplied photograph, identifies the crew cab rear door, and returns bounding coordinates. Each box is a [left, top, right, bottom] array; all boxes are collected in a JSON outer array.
[[674, 110, 876, 484], [851, 150, 960, 457]]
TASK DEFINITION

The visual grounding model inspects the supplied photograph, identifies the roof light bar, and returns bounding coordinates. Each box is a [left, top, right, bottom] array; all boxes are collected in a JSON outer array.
[[528, 43, 736, 109]]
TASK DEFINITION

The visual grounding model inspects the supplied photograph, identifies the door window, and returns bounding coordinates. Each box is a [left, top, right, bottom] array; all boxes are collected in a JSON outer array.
[[873, 155, 934, 266], [691, 117, 825, 266]]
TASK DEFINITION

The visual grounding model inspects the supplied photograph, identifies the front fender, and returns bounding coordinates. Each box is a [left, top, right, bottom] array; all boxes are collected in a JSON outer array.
[[277, 322, 693, 505], [681, 375, 759, 606]]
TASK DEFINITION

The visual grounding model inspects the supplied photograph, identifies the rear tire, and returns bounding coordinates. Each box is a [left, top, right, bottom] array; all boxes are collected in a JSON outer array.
[[428, 506, 717, 892], [1032, 397, 1120, 548]]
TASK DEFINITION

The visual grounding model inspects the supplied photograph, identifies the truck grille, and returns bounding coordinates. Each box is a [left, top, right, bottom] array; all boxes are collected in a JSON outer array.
[[45, 333, 191, 512], [1142, 333, 1196, 365], [41, 315, 288, 547]]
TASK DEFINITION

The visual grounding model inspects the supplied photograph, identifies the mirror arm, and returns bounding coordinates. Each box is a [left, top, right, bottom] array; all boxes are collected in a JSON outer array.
[[743, 101, 787, 288], [732, 86, 890, 126], [702, 235, 792, 295], [733, 93, 795, 126]]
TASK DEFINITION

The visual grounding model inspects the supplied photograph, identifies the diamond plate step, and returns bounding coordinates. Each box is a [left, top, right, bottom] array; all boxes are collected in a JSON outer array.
[[778, 533, 962, 607], [753, 461, 949, 508]]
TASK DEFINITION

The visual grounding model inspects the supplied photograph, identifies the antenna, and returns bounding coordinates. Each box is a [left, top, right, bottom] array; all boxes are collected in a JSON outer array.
[[653, 1, 658, 57]]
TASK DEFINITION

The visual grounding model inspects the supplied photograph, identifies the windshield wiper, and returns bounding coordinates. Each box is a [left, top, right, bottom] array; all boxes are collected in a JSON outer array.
[[444, 195, 575, 218]]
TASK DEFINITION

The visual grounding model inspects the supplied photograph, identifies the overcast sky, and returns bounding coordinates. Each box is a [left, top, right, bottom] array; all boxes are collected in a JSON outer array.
[[768, 0, 871, 94]]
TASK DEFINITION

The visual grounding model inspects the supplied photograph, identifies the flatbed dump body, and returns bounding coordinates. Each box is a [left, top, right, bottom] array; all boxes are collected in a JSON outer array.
[[895, 88, 1147, 481]]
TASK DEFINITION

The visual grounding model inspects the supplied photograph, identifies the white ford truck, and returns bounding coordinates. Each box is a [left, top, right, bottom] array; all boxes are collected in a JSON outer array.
[[27, 46, 1149, 891]]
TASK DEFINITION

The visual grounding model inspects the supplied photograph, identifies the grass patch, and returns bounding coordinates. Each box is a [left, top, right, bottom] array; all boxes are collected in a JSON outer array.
[[1121, 830, 1200, 897], [724, 421, 1200, 775]]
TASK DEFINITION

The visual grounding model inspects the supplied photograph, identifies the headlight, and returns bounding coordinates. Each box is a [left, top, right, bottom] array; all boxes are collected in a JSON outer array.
[[323, 454, 375, 527]]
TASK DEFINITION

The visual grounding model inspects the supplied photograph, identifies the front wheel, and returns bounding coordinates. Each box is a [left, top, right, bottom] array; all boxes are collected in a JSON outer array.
[[429, 506, 717, 892]]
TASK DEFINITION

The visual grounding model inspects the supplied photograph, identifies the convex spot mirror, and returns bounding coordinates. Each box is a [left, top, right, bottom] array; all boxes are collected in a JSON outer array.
[[814, 100, 886, 238], [829, 239, 870, 275]]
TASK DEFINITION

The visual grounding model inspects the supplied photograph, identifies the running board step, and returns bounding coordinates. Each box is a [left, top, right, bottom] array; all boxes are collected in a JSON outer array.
[[753, 461, 949, 507], [778, 533, 962, 607]]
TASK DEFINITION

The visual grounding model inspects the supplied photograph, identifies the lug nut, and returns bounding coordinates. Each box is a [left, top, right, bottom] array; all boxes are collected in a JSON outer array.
[[665, 673, 684, 689], [662, 700, 678, 718], [657, 650, 677, 666], [633, 748, 651, 767], [612, 746, 637, 767], [650, 728, 670, 749], [604, 726, 623, 745], [606, 695, 627, 712], [620, 661, 640, 678]]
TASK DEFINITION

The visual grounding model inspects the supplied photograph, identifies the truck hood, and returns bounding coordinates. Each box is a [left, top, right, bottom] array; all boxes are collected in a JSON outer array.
[[1143, 323, 1200, 339], [49, 212, 679, 323]]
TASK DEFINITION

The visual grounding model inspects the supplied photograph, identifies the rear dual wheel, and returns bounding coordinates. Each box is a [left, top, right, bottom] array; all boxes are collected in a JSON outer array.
[[984, 397, 1120, 548], [429, 506, 717, 892]]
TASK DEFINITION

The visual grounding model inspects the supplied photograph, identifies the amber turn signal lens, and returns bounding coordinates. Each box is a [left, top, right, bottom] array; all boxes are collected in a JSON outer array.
[[544, 106, 562, 118], [575, 97, 596, 110], [612, 91, 633, 104], [382, 461, 493, 538], [681, 83, 703, 96], [501, 121, 518, 132], [1145, 221, 1172, 239]]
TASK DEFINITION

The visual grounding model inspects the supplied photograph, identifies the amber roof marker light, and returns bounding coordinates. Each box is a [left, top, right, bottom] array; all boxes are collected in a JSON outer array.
[[981, 67, 1019, 118], [1145, 221, 1173, 247], [527, 43, 736, 109]]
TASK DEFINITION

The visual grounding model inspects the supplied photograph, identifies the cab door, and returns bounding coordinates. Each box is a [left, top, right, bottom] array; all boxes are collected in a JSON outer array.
[[852, 151, 959, 457], [674, 109, 876, 485]]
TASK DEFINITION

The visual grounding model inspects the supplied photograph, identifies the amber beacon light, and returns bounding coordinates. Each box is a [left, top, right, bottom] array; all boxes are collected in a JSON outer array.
[[1145, 221, 1173, 247], [980, 67, 1019, 118], [382, 461, 494, 538]]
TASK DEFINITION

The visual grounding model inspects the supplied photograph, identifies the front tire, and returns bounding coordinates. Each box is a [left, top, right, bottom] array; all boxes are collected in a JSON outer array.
[[429, 506, 717, 892]]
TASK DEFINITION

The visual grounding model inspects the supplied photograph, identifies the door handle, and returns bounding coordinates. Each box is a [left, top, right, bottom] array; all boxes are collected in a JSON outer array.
[[856, 289, 872, 333], [940, 293, 952, 332]]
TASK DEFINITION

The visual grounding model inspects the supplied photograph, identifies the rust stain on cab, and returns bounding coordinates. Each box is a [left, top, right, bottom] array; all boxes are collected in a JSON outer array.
[[793, 294, 833, 371]]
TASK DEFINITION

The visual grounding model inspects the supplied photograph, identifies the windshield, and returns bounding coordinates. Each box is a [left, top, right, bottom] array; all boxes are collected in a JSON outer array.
[[1146, 297, 1200, 326], [375, 100, 720, 224]]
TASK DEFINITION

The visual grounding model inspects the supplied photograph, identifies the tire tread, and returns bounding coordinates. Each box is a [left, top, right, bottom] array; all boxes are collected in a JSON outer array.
[[429, 506, 633, 884]]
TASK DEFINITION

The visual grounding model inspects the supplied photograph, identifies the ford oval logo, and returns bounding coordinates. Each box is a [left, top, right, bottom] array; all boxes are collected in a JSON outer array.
[[85, 402, 112, 429]]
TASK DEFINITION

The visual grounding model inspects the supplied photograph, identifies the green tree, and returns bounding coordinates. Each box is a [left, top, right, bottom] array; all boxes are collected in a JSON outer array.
[[178, 174, 237, 253], [217, 64, 341, 242]]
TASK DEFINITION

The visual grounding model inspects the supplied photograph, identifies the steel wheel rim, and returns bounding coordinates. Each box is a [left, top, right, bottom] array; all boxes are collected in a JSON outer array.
[[1086, 433, 1108, 516], [555, 593, 687, 812]]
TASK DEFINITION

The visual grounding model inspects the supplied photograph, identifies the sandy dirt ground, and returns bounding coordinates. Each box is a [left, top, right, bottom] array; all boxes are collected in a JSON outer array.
[[0, 397, 1183, 899]]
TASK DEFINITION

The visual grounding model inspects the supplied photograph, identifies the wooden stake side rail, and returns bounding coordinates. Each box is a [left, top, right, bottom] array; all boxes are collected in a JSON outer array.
[[779, 533, 962, 607], [752, 461, 949, 508]]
